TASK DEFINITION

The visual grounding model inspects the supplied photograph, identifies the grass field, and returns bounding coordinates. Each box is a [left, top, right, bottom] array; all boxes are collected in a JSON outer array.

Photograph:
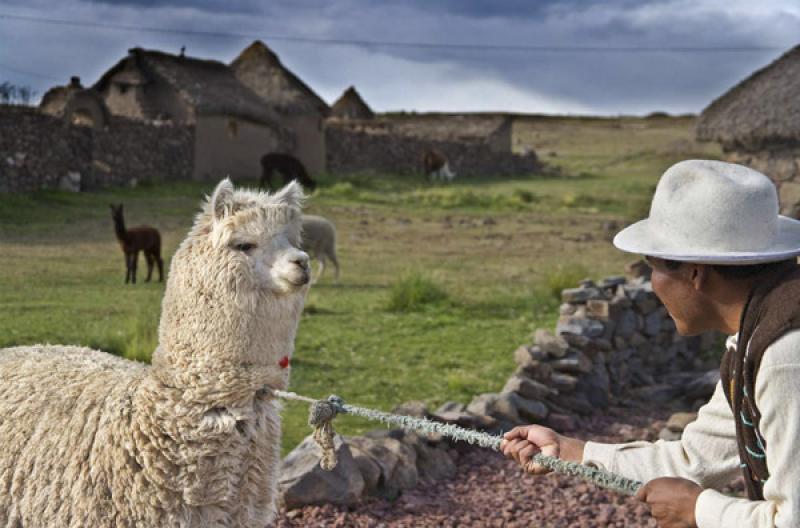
[[0, 115, 721, 452]]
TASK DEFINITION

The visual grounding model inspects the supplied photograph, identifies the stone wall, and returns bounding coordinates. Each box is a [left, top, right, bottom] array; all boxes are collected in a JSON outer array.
[[1, 105, 193, 193], [278, 263, 722, 509], [725, 148, 800, 217], [326, 120, 541, 178]]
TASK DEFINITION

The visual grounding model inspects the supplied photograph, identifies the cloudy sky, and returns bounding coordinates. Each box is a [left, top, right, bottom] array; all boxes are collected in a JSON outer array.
[[1, 0, 798, 115]]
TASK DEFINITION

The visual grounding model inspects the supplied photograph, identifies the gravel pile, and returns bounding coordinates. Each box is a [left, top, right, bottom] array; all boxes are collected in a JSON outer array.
[[273, 407, 680, 527]]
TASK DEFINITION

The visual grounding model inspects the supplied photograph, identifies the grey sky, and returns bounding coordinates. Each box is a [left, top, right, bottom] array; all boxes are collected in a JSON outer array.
[[0, 0, 798, 115]]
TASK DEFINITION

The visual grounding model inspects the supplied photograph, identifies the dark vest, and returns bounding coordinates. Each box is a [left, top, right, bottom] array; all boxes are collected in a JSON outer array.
[[719, 261, 800, 500]]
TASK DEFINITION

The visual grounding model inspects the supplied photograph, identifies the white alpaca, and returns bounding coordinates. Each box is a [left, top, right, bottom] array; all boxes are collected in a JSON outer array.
[[0, 179, 310, 527], [301, 214, 339, 283]]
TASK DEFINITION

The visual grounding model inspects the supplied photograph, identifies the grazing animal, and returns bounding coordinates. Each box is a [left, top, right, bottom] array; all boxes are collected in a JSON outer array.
[[421, 148, 456, 182], [0, 179, 310, 527], [110, 203, 164, 284], [260, 152, 317, 193], [301, 214, 340, 283]]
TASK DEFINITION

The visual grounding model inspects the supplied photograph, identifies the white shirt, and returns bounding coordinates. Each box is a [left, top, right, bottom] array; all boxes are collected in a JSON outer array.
[[582, 330, 800, 527]]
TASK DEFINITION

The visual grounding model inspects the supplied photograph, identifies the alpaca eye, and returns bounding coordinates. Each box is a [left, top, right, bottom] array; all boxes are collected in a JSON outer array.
[[232, 242, 256, 252]]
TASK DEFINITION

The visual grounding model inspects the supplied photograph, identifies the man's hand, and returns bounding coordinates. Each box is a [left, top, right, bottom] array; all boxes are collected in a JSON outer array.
[[635, 477, 703, 528], [500, 424, 585, 474]]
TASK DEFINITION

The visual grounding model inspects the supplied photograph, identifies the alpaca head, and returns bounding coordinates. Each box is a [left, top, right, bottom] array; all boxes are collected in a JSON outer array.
[[154, 178, 310, 387]]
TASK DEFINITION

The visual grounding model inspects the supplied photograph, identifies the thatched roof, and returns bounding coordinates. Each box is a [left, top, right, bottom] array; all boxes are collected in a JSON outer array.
[[230, 41, 330, 117], [331, 86, 374, 119], [697, 46, 800, 150], [93, 48, 281, 125], [39, 76, 84, 117]]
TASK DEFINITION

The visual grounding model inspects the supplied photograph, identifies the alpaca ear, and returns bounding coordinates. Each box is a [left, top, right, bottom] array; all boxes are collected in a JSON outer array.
[[272, 180, 305, 210], [210, 178, 235, 220]]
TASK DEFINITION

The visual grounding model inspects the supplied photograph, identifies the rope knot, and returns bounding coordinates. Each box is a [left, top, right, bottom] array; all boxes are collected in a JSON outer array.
[[308, 395, 346, 471]]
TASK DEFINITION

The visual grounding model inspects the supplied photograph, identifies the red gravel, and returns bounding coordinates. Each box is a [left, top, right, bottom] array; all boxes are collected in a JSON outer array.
[[273, 407, 679, 527]]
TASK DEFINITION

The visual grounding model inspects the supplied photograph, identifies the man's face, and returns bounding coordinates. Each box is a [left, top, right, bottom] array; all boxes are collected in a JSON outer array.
[[646, 257, 713, 336]]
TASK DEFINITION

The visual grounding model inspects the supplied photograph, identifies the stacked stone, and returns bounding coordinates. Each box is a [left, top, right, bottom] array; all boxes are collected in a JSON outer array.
[[0, 105, 193, 193], [725, 149, 800, 217], [325, 121, 541, 178], [278, 263, 723, 509]]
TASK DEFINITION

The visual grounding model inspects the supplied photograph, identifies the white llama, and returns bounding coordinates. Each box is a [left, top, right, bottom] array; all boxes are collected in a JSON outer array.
[[0, 179, 310, 527]]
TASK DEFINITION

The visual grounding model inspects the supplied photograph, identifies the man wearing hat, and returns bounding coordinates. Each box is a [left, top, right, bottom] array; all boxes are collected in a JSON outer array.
[[501, 160, 800, 527]]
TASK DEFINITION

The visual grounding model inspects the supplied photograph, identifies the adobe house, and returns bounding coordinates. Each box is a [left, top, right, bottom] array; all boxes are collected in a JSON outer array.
[[92, 47, 290, 182], [330, 86, 375, 120], [696, 45, 800, 216], [40, 76, 110, 130], [230, 41, 330, 175]]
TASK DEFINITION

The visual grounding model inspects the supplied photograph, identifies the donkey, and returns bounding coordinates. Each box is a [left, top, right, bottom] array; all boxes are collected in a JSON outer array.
[[260, 153, 317, 193], [110, 204, 164, 284]]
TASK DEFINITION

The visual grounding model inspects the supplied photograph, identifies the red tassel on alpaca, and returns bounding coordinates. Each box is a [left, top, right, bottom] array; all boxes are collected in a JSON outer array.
[[279, 356, 290, 369]]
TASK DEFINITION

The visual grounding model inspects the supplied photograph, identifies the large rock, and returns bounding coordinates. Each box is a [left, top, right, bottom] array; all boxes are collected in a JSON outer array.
[[392, 400, 431, 419], [550, 350, 592, 374], [561, 287, 604, 304], [509, 393, 549, 422], [280, 435, 365, 509], [556, 316, 605, 338], [346, 442, 382, 494], [403, 433, 456, 481], [432, 409, 497, 432], [503, 374, 558, 400], [350, 433, 418, 499], [533, 329, 569, 358]]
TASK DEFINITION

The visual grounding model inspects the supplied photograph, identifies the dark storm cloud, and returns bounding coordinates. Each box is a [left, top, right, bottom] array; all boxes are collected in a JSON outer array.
[[0, 0, 798, 114]]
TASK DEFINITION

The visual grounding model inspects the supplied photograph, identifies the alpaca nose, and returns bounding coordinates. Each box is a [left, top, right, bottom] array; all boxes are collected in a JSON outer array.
[[291, 254, 311, 283]]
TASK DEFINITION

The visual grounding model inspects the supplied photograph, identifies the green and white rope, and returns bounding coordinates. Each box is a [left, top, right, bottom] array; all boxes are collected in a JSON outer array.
[[269, 388, 643, 496]]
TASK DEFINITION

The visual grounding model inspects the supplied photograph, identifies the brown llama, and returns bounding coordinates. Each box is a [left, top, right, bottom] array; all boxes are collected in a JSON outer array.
[[260, 152, 317, 193], [109, 204, 163, 284]]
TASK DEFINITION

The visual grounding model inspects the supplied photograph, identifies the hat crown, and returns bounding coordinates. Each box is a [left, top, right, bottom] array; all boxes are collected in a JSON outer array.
[[648, 160, 778, 253]]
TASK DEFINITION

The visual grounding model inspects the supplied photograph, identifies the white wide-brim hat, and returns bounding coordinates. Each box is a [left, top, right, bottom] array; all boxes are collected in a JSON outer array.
[[614, 160, 800, 264]]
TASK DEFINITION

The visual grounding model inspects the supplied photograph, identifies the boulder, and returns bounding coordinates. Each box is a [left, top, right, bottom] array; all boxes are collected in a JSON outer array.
[[435, 401, 466, 415], [550, 350, 592, 374], [349, 434, 418, 499], [544, 413, 577, 432], [280, 435, 365, 509], [550, 372, 578, 393], [561, 287, 603, 304], [403, 433, 456, 481]]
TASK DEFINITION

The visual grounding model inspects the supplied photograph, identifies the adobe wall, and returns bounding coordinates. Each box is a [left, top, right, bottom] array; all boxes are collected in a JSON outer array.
[[326, 119, 540, 178], [0, 105, 193, 192]]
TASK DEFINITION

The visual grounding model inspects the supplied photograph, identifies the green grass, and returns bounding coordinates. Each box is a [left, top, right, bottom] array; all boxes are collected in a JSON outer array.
[[0, 114, 723, 453]]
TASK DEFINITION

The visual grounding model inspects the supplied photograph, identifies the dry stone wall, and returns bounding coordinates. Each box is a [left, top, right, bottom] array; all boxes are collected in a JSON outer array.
[[326, 120, 540, 178], [1, 105, 193, 193], [725, 148, 800, 217], [278, 263, 722, 509]]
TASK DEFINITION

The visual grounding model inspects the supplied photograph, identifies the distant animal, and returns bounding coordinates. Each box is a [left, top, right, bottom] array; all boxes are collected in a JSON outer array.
[[0, 179, 310, 526], [260, 152, 317, 193], [110, 203, 163, 284], [301, 214, 340, 283], [422, 148, 456, 182]]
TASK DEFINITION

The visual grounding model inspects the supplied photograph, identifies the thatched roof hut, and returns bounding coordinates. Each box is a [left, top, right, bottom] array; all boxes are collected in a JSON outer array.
[[230, 41, 330, 117], [39, 76, 84, 117], [94, 48, 282, 125], [330, 86, 374, 119], [696, 46, 800, 150]]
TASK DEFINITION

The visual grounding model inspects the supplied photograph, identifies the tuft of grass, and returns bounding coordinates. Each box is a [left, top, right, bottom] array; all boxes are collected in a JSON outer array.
[[544, 264, 590, 300], [386, 272, 449, 312]]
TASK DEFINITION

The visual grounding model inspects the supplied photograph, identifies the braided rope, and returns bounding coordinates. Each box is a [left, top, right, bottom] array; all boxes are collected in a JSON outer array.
[[271, 388, 643, 496]]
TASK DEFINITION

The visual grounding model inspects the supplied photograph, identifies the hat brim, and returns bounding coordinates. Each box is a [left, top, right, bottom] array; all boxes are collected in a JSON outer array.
[[614, 215, 800, 264]]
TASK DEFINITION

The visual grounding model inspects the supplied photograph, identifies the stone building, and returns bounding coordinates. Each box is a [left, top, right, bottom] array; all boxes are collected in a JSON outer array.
[[92, 47, 290, 182], [230, 41, 330, 175], [330, 86, 374, 120], [696, 45, 800, 216]]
